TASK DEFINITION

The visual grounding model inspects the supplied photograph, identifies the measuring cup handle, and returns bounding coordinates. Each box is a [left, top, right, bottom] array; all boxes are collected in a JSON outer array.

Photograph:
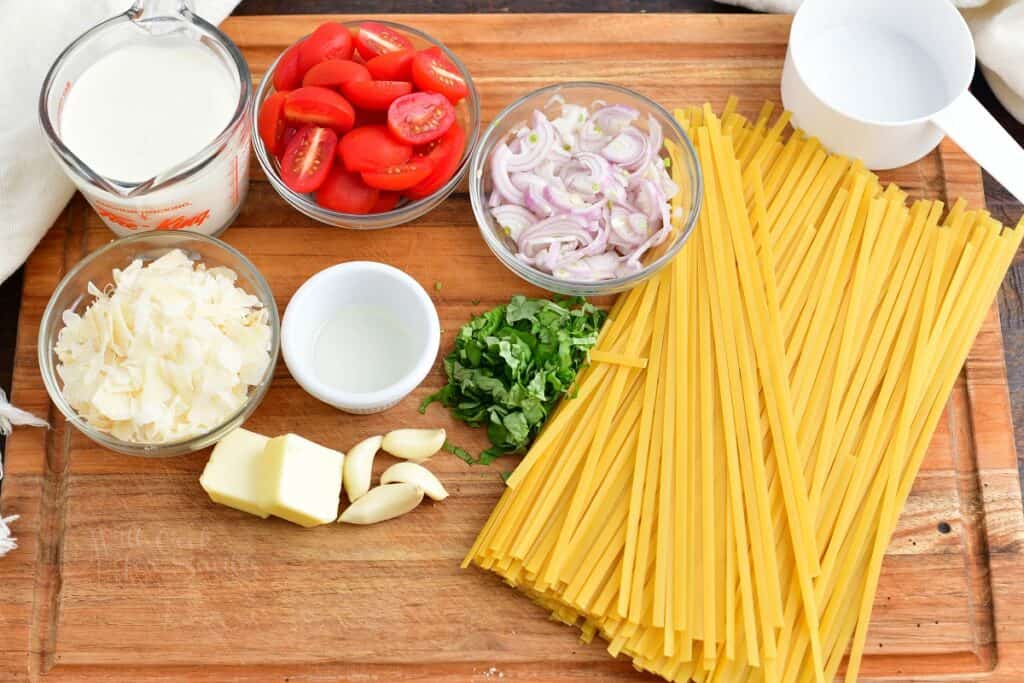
[[128, 0, 193, 19], [931, 91, 1024, 205]]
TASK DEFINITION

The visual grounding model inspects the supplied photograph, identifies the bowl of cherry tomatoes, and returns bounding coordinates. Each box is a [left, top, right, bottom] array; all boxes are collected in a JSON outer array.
[[252, 20, 480, 228]]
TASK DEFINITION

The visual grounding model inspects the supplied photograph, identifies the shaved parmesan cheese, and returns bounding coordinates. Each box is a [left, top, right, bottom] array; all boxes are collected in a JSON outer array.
[[54, 249, 272, 444]]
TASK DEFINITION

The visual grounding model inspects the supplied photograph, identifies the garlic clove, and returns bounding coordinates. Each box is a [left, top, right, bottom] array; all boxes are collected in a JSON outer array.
[[343, 435, 383, 502], [380, 461, 449, 501], [337, 483, 424, 525], [380, 428, 446, 462]]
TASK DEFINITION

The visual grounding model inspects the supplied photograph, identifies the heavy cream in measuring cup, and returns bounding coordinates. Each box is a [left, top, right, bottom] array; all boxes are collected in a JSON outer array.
[[54, 36, 250, 236], [61, 41, 236, 181]]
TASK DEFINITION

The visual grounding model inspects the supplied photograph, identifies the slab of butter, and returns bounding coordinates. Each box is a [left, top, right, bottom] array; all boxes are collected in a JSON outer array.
[[199, 428, 271, 518], [258, 434, 344, 528]]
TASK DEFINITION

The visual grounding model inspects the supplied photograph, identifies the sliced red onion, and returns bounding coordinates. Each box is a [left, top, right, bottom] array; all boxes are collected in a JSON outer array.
[[571, 203, 604, 222], [629, 212, 652, 235], [626, 223, 670, 269], [490, 144, 524, 204], [608, 205, 630, 231], [652, 159, 680, 198], [517, 215, 590, 251], [579, 222, 610, 255], [487, 99, 678, 282], [551, 103, 588, 148], [578, 121, 610, 152], [533, 159, 562, 186], [575, 152, 609, 183], [607, 207, 648, 251], [522, 232, 586, 256], [525, 184, 554, 217], [601, 128, 648, 166], [490, 204, 538, 240], [601, 176, 631, 208], [548, 144, 572, 162], [557, 253, 621, 280], [646, 116, 664, 163], [544, 185, 577, 212], [506, 111, 556, 173], [511, 171, 546, 193], [633, 180, 665, 222], [591, 105, 639, 136], [565, 172, 599, 197], [616, 259, 644, 277]]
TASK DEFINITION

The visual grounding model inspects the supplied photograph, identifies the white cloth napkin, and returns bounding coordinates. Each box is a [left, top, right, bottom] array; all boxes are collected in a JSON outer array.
[[717, 0, 1024, 125], [963, 1, 1024, 123], [0, 388, 50, 557], [0, 0, 240, 285]]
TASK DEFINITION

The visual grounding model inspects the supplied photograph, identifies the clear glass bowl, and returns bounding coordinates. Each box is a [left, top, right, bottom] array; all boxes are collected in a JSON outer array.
[[469, 82, 702, 296], [38, 232, 281, 457], [252, 20, 481, 229]]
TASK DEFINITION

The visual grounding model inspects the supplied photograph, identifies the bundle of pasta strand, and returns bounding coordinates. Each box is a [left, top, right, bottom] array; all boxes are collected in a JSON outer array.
[[464, 97, 1024, 683]]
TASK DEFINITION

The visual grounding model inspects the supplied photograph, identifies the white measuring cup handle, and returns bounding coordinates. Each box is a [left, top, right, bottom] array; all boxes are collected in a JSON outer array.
[[931, 91, 1024, 204]]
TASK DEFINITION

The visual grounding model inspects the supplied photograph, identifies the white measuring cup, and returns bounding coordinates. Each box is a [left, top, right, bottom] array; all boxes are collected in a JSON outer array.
[[781, 0, 1024, 203], [39, 0, 252, 237]]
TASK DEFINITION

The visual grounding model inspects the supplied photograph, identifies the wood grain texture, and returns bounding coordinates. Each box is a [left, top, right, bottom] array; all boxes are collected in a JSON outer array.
[[1, 13, 1023, 682]]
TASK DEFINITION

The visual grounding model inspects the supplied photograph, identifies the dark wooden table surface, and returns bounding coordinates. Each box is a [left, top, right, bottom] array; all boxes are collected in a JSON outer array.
[[2, 0, 1022, 494]]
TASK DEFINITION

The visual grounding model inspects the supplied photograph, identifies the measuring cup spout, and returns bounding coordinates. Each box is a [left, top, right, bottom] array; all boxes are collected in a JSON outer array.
[[99, 176, 159, 200]]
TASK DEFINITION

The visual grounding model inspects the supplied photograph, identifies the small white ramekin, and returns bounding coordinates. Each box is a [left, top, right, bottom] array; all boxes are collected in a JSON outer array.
[[281, 262, 440, 414]]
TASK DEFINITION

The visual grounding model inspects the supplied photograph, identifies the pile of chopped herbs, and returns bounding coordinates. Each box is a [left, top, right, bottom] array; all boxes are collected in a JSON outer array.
[[420, 295, 606, 464]]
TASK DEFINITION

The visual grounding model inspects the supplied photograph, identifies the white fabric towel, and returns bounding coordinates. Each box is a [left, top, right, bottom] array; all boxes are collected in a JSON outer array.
[[0, 388, 49, 557], [0, 0, 240, 285], [963, 1, 1024, 124], [717, 0, 1024, 126]]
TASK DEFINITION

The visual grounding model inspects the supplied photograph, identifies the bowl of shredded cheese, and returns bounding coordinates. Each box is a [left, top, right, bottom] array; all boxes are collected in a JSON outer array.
[[38, 232, 280, 457]]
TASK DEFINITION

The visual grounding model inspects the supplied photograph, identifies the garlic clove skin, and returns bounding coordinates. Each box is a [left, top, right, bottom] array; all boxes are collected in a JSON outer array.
[[380, 461, 449, 501], [380, 428, 446, 462], [337, 483, 424, 525], [343, 435, 383, 502]]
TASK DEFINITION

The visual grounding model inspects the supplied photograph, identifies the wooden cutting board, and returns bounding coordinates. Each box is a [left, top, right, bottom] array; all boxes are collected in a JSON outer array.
[[2, 13, 1023, 682]]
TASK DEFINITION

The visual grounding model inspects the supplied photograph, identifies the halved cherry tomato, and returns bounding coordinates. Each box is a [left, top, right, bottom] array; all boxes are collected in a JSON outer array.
[[405, 123, 466, 199], [298, 22, 354, 74], [338, 125, 412, 172], [280, 125, 337, 194], [353, 107, 387, 128], [411, 47, 469, 103], [277, 126, 299, 161], [315, 167, 379, 214], [257, 91, 289, 156], [342, 80, 413, 111], [370, 191, 402, 213], [354, 22, 414, 61], [365, 50, 415, 82], [302, 59, 370, 89], [284, 87, 355, 132], [273, 44, 303, 92], [361, 159, 433, 191], [387, 92, 455, 145]]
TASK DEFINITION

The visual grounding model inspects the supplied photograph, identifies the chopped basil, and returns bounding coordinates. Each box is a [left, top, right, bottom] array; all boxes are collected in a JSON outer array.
[[420, 296, 606, 464]]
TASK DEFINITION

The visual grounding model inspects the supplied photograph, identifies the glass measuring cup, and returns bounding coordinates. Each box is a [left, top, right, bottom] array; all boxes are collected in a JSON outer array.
[[38, 0, 252, 237]]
